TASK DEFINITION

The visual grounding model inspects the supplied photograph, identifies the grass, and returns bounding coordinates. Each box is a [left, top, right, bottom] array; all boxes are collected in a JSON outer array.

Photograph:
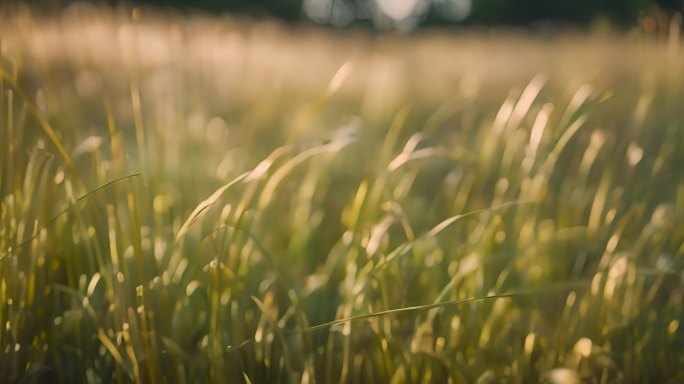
[[1, 5, 684, 383]]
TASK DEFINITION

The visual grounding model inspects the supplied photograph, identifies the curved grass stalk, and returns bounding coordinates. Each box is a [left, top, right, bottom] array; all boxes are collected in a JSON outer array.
[[0, 173, 141, 262], [174, 172, 249, 243], [373, 200, 529, 272], [225, 293, 523, 354], [292, 293, 522, 335]]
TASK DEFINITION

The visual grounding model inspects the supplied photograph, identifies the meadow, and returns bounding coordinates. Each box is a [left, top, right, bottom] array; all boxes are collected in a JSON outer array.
[[1, 5, 683, 383]]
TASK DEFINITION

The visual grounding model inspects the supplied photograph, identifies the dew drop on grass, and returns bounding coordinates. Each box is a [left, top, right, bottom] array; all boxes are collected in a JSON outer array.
[[54, 168, 65, 184], [380, 338, 389, 352], [435, 336, 446, 354], [591, 273, 603, 296], [451, 316, 460, 332], [668, 320, 679, 336], [87, 274, 101, 297], [342, 322, 351, 336], [185, 281, 200, 296], [73, 136, 103, 157], [604, 208, 617, 225], [524, 332, 536, 355], [149, 276, 160, 290], [573, 337, 593, 358], [153, 195, 169, 213], [565, 291, 576, 307], [627, 142, 644, 166], [606, 234, 619, 254], [220, 291, 230, 306], [543, 368, 581, 384], [154, 239, 166, 263], [609, 256, 627, 278]]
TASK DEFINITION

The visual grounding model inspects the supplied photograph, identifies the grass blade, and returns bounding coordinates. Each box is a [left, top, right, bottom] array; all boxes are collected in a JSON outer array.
[[174, 172, 249, 243], [290, 293, 522, 335]]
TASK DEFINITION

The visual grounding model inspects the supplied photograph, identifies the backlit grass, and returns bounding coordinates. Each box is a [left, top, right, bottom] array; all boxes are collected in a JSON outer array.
[[1, 5, 683, 383]]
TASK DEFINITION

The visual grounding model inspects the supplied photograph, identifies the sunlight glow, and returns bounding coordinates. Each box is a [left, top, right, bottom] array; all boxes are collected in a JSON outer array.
[[376, 0, 421, 21], [304, 0, 471, 28]]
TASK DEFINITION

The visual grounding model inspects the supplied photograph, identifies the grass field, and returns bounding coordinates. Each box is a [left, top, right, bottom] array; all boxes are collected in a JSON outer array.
[[1, 5, 684, 383]]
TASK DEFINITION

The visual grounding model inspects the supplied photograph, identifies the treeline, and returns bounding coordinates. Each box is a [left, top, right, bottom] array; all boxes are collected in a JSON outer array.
[[3, 0, 683, 27]]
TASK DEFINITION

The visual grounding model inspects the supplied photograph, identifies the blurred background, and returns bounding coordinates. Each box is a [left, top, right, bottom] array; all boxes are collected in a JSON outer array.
[[3, 0, 684, 30], [2, 0, 684, 382]]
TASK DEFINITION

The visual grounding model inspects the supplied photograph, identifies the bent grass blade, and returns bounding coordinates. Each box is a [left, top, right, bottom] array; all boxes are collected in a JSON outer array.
[[174, 172, 249, 243]]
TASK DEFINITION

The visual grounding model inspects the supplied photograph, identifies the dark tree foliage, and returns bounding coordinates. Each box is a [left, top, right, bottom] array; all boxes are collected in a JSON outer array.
[[2, 0, 683, 26], [132, 0, 302, 19], [466, 0, 652, 25]]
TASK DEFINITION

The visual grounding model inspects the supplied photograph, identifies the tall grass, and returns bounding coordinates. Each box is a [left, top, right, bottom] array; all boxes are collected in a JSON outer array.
[[1, 6, 684, 383]]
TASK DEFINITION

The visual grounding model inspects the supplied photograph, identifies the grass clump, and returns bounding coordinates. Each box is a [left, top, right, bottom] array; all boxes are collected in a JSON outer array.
[[1, 8, 684, 383]]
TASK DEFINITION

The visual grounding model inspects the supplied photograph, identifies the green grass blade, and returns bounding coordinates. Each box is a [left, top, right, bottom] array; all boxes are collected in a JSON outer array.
[[291, 293, 523, 335]]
